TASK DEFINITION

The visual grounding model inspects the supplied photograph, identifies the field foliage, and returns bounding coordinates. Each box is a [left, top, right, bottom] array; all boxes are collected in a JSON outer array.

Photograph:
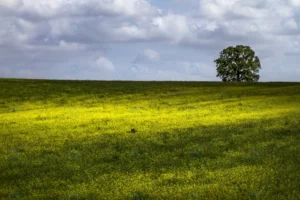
[[0, 79, 300, 199]]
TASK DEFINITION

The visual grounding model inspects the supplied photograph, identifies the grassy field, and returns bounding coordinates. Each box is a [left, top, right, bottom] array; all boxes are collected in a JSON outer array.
[[0, 79, 300, 200]]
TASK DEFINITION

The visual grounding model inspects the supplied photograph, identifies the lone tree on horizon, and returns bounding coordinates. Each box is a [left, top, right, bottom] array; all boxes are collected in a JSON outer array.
[[214, 45, 261, 82]]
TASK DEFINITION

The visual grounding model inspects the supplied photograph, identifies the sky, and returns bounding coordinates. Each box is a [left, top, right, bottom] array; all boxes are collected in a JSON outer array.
[[0, 0, 300, 82]]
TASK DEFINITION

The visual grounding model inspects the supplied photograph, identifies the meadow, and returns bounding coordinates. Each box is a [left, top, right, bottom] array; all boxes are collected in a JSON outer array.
[[0, 79, 300, 200]]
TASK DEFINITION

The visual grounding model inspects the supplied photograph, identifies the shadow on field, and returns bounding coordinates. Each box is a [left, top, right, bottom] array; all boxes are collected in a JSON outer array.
[[1, 113, 299, 199], [1, 79, 300, 110]]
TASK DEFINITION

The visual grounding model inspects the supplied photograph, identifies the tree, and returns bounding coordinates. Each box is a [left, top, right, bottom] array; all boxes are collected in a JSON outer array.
[[214, 45, 261, 82]]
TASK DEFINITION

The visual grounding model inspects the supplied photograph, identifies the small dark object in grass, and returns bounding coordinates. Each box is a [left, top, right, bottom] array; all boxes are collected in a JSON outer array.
[[130, 128, 137, 133], [190, 149, 201, 159]]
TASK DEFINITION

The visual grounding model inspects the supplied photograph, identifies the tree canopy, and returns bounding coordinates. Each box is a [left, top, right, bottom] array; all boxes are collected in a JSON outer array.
[[214, 45, 261, 82]]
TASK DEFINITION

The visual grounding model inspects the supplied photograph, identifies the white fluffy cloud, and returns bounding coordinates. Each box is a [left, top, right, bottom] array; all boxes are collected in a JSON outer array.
[[59, 40, 86, 50], [133, 49, 160, 63], [0, 0, 159, 19], [96, 56, 115, 71], [0, 0, 22, 8], [288, 0, 300, 6]]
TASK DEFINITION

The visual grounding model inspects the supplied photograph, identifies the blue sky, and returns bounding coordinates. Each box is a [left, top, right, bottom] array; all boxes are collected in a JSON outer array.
[[0, 0, 300, 81]]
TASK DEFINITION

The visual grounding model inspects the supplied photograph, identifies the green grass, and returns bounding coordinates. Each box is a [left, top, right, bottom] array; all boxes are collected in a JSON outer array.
[[0, 79, 300, 200]]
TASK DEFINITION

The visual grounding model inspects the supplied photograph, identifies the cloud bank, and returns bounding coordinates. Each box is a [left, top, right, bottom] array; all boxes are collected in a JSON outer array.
[[0, 0, 299, 81]]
